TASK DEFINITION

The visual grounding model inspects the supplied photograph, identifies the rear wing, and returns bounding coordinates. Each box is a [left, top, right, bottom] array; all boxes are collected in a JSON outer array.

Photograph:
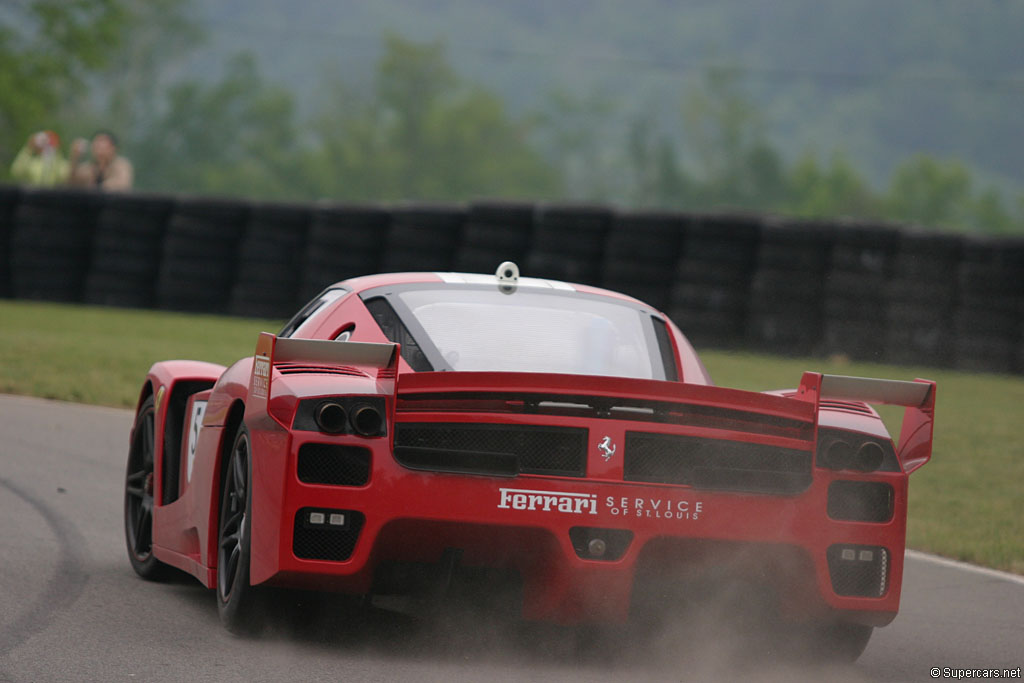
[[266, 335, 397, 369], [397, 370, 819, 449], [797, 372, 936, 474], [248, 332, 399, 408]]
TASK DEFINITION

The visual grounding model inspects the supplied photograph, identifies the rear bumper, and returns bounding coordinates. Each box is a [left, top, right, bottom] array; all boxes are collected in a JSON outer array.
[[249, 428, 906, 626]]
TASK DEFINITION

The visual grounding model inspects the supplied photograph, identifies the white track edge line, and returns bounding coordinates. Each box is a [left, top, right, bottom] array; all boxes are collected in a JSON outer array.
[[905, 549, 1024, 587]]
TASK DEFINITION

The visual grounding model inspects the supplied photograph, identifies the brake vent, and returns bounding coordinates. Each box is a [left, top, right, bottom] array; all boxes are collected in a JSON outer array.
[[775, 391, 873, 416], [276, 363, 368, 377], [819, 400, 874, 416]]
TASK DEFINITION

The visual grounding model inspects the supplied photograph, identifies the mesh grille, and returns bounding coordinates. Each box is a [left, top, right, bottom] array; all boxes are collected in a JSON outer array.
[[623, 432, 812, 494], [827, 545, 889, 597], [293, 509, 365, 561], [827, 481, 894, 523], [297, 444, 371, 486], [394, 423, 587, 477]]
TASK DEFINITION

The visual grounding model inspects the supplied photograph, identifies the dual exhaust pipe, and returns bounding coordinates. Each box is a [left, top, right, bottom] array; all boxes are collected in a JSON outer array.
[[315, 401, 384, 437], [819, 438, 886, 472]]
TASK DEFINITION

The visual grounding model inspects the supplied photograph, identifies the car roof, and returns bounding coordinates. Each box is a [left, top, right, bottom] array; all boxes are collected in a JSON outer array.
[[310, 269, 711, 386]]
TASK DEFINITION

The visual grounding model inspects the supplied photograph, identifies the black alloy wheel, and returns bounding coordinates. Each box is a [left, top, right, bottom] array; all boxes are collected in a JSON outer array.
[[217, 423, 266, 634], [124, 395, 169, 580]]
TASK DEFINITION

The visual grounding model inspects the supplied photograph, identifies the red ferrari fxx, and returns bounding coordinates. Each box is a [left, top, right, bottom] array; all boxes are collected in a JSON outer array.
[[123, 264, 935, 659]]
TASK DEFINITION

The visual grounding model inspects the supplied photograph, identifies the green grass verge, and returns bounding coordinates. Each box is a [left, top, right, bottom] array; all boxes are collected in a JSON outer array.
[[1, 299, 1020, 574], [0, 299, 282, 407]]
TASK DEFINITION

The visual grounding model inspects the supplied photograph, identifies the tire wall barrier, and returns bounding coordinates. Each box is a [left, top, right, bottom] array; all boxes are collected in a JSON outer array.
[[2, 185, 1022, 374]]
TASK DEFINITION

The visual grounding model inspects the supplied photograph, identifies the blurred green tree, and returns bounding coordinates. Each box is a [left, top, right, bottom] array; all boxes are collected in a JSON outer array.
[[786, 152, 879, 219], [969, 188, 1015, 235], [533, 89, 620, 201], [0, 0, 131, 165], [305, 34, 559, 201], [626, 115, 690, 208], [681, 67, 786, 210], [884, 155, 972, 227], [133, 53, 305, 198]]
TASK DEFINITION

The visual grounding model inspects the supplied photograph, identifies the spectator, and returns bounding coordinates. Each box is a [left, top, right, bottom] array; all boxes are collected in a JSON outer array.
[[69, 130, 134, 191], [10, 131, 70, 186]]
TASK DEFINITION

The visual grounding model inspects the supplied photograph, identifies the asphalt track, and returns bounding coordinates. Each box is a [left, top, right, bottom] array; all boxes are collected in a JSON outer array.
[[1, 393, 1021, 682]]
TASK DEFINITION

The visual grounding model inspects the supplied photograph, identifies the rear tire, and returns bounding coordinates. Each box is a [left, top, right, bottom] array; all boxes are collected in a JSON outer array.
[[216, 423, 268, 635], [124, 396, 171, 580]]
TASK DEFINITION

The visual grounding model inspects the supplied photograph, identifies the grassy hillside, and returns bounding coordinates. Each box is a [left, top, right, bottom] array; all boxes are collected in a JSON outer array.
[[197, 0, 1024, 190]]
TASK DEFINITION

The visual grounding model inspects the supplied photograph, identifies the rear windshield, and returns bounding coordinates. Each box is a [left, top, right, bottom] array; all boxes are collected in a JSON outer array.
[[365, 285, 669, 381]]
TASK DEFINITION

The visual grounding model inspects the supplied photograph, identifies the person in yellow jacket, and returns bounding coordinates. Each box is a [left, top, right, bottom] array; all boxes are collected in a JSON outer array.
[[9, 131, 70, 186]]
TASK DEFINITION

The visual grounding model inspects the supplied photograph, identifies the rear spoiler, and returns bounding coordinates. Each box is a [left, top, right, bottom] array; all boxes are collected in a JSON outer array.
[[397, 370, 819, 447], [267, 335, 397, 368], [248, 332, 399, 406], [798, 372, 936, 474]]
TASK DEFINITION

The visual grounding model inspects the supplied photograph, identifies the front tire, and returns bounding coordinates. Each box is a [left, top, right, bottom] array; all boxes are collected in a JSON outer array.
[[216, 423, 267, 635], [124, 395, 170, 580]]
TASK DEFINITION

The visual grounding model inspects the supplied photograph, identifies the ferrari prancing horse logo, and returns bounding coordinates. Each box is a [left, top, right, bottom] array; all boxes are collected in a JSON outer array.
[[598, 436, 617, 462]]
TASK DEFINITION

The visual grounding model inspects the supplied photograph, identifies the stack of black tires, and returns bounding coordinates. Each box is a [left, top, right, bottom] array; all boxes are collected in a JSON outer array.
[[526, 205, 612, 285], [0, 186, 20, 298], [669, 214, 761, 348], [156, 197, 249, 313], [747, 219, 833, 356], [298, 204, 390, 303], [230, 202, 311, 319], [883, 230, 963, 367], [823, 223, 899, 360], [3, 183, 1024, 376], [10, 188, 102, 302], [85, 193, 175, 308], [381, 205, 465, 274], [600, 211, 685, 313], [454, 202, 535, 274], [952, 237, 1024, 372]]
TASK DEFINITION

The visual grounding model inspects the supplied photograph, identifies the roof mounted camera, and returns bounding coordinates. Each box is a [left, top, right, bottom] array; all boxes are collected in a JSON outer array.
[[496, 261, 519, 294]]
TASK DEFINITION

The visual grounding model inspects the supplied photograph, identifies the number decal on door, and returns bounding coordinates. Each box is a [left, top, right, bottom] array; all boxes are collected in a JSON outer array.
[[186, 400, 208, 483]]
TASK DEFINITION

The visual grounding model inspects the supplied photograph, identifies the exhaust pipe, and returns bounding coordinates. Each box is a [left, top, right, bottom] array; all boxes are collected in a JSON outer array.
[[350, 404, 384, 436], [315, 402, 348, 434]]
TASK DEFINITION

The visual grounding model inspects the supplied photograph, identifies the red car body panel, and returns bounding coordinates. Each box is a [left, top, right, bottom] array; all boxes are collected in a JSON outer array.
[[136, 273, 935, 628]]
